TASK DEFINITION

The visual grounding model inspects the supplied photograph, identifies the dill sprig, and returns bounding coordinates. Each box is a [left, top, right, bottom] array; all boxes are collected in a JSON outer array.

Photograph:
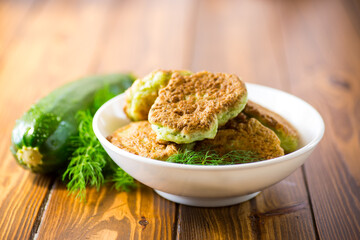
[[62, 85, 136, 201], [111, 167, 136, 192], [166, 149, 262, 165], [62, 110, 107, 201]]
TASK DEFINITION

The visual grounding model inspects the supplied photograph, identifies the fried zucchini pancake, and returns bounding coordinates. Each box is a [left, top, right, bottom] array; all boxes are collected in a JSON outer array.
[[107, 121, 182, 160], [195, 113, 284, 160], [149, 71, 248, 144], [243, 100, 299, 153], [124, 70, 191, 121]]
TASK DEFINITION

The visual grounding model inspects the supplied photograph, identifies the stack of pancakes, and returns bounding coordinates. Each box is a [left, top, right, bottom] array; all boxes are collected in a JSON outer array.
[[107, 70, 299, 162]]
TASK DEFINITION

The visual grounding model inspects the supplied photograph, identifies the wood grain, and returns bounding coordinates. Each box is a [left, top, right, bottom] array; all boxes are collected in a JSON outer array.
[[177, 172, 315, 240], [36, 0, 196, 239], [177, 0, 317, 239], [37, 182, 176, 239], [0, 1, 55, 239], [1, 0, 359, 239], [278, 0, 360, 238], [0, 0, 126, 238]]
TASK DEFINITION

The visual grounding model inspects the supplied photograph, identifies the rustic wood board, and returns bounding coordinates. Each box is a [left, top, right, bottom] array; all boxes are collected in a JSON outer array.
[[0, 0, 133, 238], [37, 182, 177, 239], [176, 0, 317, 239], [36, 0, 195, 238], [278, 0, 360, 238], [0, 0, 359, 239]]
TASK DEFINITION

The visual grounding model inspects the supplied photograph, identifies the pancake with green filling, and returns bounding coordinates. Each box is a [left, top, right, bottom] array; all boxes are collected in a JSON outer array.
[[124, 70, 191, 121], [148, 71, 248, 144], [243, 100, 299, 153], [107, 121, 188, 160], [196, 113, 284, 160]]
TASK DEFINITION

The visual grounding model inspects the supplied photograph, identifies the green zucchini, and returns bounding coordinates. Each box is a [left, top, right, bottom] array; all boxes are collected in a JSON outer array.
[[10, 73, 135, 173]]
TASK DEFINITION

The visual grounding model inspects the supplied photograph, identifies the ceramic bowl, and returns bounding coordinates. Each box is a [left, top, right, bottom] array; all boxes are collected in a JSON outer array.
[[93, 83, 325, 207]]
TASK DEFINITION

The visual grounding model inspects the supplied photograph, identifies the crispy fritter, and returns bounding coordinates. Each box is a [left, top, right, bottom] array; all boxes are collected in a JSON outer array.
[[107, 121, 181, 160], [243, 100, 299, 153], [196, 114, 284, 160], [124, 70, 191, 121], [149, 71, 248, 144]]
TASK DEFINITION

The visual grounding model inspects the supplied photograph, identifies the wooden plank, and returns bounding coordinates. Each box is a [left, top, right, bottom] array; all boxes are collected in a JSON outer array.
[[36, 0, 196, 239], [37, 182, 176, 239], [0, 1, 55, 239], [2, 0, 358, 239], [0, 0, 35, 57], [278, 0, 360, 239], [0, 160, 52, 240], [93, 0, 197, 76], [177, 201, 253, 239], [177, 0, 317, 239], [0, 0, 120, 238], [178, 172, 315, 240]]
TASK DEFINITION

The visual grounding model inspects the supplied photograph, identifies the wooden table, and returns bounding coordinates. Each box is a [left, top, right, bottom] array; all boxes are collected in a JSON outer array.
[[1, 0, 359, 239]]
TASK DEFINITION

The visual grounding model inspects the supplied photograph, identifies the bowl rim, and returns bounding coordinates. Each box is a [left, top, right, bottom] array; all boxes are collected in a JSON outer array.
[[93, 83, 325, 171]]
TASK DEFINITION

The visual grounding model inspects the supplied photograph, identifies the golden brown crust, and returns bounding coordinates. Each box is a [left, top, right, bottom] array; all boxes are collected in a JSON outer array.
[[243, 100, 299, 143], [108, 121, 180, 160], [220, 112, 249, 129], [123, 70, 173, 121], [195, 117, 284, 160], [149, 71, 247, 134]]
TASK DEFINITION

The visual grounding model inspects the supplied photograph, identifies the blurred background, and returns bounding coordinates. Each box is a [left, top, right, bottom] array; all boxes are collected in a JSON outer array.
[[2, 0, 359, 162], [0, 0, 359, 239], [2, 0, 359, 86]]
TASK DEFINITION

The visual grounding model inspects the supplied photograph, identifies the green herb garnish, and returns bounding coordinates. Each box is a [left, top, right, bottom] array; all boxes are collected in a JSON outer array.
[[62, 110, 107, 201], [62, 85, 136, 201], [111, 167, 136, 192], [166, 149, 261, 165]]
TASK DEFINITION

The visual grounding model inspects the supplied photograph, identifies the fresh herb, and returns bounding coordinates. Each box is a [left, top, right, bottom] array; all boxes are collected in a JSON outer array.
[[166, 149, 262, 165], [62, 85, 136, 201], [111, 167, 136, 192], [62, 110, 107, 201]]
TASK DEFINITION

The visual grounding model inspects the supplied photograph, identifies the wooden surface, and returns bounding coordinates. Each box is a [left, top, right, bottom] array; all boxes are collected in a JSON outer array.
[[0, 0, 359, 239]]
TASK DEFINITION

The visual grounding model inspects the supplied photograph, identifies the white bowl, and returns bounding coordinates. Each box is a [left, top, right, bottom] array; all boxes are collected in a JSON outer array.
[[93, 83, 325, 207]]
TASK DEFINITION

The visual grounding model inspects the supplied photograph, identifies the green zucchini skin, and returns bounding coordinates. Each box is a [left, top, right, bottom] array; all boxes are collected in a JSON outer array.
[[10, 74, 135, 174]]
